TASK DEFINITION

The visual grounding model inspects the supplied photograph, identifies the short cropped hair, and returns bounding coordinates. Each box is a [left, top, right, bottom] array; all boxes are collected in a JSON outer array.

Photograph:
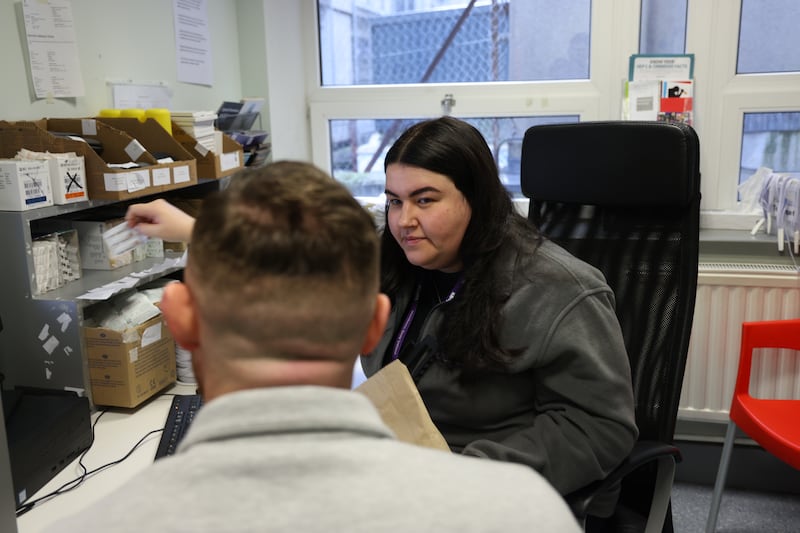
[[187, 161, 380, 359]]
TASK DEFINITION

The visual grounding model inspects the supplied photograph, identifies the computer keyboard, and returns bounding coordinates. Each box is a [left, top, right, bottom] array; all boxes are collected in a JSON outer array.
[[154, 394, 203, 460]]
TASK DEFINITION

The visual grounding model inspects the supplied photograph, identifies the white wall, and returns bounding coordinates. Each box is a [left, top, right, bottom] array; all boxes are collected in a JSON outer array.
[[236, 0, 271, 133], [0, 0, 245, 121], [261, 0, 312, 161]]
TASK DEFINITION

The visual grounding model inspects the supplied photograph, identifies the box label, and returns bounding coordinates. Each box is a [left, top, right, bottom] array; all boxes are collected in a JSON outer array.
[[105, 170, 150, 193], [152, 166, 170, 186], [173, 165, 191, 184], [22, 164, 50, 205], [194, 142, 209, 157], [141, 322, 162, 348], [81, 119, 98, 136], [51, 157, 87, 203], [103, 172, 128, 192], [221, 151, 240, 171], [126, 170, 149, 192], [125, 139, 146, 161]]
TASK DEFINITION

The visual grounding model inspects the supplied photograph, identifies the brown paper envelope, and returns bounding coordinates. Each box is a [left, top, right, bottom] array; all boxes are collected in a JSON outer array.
[[355, 359, 450, 451]]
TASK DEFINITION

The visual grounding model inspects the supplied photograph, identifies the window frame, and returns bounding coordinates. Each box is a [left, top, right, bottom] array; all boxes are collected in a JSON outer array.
[[689, 0, 800, 228], [275, 0, 800, 230], [305, 0, 637, 193]]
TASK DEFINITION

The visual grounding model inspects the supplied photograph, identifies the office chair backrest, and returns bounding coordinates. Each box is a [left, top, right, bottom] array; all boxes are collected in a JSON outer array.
[[521, 120, 701, 525]]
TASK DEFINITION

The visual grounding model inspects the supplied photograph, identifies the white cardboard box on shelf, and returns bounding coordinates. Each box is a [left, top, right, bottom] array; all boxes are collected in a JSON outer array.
[[48, 155, 87, 204], [0, 159, 53, 211]]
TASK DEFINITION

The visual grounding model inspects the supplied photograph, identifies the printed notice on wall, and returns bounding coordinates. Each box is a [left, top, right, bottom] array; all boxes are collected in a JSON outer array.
[[110, 82, 173, 109], [173, 0, 213, 86], [22, 0, 86, 99]]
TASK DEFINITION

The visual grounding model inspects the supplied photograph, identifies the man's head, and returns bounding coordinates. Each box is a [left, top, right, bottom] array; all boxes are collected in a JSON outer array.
[[161, 161, 390, 398]]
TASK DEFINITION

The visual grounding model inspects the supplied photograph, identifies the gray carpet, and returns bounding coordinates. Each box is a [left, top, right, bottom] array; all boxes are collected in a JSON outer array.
[[671, 481, 800, 533]]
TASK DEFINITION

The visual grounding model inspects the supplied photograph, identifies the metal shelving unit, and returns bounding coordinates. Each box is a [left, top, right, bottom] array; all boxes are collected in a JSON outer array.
[[0, 180, 220, 402]]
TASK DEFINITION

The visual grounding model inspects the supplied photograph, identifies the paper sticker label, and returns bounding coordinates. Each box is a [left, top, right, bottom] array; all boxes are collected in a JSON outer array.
[[18, 162, 50, 205], [173, 165, 191, 184], [103, 172, 127, 192], [126, 170, 149, 192], [125, 139, 146, 161], [42, 335, 59, 355], [58, 157, 86, 200], [194, 142, 209, 157], [80, 119, 98, 136], [220, 151, 240, 171], [141, 323, 162, 348], [152, 167, 170, 186]]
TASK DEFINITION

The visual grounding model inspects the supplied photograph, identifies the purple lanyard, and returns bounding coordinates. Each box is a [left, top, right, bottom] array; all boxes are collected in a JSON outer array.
[[391, 275, 465, 360]]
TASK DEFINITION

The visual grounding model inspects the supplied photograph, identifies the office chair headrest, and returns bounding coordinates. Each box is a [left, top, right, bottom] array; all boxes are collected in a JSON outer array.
[[520, 121, 700, 208]]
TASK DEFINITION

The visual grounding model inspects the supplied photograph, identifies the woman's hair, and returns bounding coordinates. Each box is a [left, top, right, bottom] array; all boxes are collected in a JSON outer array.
[[381, 116, 540, 372]]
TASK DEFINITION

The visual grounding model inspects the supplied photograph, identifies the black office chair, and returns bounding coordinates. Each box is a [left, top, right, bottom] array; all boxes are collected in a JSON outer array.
[[520, 121, 701, 533]]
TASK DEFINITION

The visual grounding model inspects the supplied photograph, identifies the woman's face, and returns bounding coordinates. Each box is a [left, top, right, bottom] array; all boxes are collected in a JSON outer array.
[[385, 163, 472, 273]]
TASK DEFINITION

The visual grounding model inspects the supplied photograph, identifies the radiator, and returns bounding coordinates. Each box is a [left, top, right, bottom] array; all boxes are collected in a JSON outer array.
[[678, 263, 800, 422]]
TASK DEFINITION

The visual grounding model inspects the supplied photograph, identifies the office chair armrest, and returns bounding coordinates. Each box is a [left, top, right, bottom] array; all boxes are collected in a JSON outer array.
[[566, 440, 682, 519]]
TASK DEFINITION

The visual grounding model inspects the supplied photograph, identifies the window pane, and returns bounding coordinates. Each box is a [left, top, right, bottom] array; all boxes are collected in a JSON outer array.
[[740, 112, 800, 185], [317, 0, 591, 86], [329, 115, 579, 197], [738, 0, 800, 74], [639, 0, 687, 54]]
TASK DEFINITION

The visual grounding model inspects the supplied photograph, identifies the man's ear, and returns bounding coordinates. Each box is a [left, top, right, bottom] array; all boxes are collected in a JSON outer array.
[[161, 281, 199, 351], [360, 293, 390, 356]]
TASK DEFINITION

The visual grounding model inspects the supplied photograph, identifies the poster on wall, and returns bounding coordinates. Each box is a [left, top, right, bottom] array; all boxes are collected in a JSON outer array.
[[22, 0, 86, 99], [173, 0, 214, 86], [110, 81, 173, 109]]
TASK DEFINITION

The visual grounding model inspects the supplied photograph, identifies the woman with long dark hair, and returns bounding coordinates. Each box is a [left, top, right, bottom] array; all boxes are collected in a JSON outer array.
[[363, 116, 637, 517]]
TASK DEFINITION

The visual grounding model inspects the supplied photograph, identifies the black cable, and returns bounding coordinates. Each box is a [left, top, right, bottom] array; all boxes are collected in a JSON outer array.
[[14, 395, 178, 516]]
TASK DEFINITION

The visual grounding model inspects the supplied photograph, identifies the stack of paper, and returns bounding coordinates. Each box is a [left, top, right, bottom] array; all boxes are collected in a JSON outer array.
[[172, 111, 218, 152]]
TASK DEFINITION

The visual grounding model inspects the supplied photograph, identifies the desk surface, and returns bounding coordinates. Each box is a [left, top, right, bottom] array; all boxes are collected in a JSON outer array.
[[15, 382, 197, 533]]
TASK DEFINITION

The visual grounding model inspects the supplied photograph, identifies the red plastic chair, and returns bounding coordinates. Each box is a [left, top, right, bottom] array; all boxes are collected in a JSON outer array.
[[705, 319, 800, 532]]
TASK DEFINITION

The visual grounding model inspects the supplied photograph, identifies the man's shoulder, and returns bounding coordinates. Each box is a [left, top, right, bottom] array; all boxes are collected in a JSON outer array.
[[366, 443, 581, 530]]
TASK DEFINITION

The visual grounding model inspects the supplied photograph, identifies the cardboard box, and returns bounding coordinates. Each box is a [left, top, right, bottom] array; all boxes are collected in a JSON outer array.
[[59, 117, 199, 197], [72, 218, 134, 270], [0, 159, 53, 211], [48, 155, 88, 204], [84, 314, 177, 408], [0, 119, 198, 201], [171, 122, 244, 179], [94, 117, 200, 183]]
